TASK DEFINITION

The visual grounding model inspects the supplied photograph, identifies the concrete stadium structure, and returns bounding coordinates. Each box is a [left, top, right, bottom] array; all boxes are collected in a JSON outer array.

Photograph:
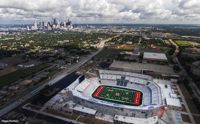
[[67, 70, 165, 119]]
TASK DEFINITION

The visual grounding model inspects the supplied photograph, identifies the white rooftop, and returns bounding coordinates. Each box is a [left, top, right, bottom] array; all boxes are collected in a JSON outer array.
[[75, 80, 90, 93], [166, 98, 181, 108], [73, 104, 97, 115], [155, 79, 181, 108], [110, 61, 176, 75], [143, 52, 168, 61], [114, 115, 158, 124], [99, 69, 153, 81]]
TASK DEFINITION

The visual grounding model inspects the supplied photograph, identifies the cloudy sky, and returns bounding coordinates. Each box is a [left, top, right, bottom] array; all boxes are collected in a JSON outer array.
[[0, 0, 200, 24]]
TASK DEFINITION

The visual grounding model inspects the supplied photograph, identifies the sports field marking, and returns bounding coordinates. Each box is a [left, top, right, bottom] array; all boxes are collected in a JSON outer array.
[[94, 85, 104, 97], [133, 91, 141, 105]]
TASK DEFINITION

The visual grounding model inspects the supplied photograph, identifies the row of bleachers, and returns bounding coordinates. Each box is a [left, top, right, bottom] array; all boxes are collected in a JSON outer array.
[[126, 83, 143, 91], [126, 77, 148, 85], [101, 77, 161, 106], [142, 85, 151, 106], [99, 70, 153, 81], [99, 70, 162, 106], [84, 81, 100, 96], [143, 93, 151, 106], [151, 90, 159, 105], [100, 74, 121, 80], [148, 83, 157, 90], [126, 83, 151, 106], [99, 76, 153, 106], [148, 82, 161, 105], [100, 74, 148, 86], [74, 78, 100, 96], [100, 79, 117, 86]]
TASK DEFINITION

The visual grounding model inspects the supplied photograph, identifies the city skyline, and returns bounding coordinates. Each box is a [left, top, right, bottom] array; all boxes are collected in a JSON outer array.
[[0, 0, 200, 24]]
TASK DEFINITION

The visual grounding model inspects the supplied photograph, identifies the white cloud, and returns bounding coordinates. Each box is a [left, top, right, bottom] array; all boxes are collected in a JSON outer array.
[[0, 0, 200, 24]]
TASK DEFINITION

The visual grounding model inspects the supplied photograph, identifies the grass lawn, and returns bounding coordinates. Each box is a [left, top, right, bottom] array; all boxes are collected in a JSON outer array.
[[175, 40, 192, 47], [95, 48, 131, 59], [92, 85, 143, 106], [0, 64, 49, 87], [46, 67, 60, 77], [95, 48, 120, 59], [0, 55, 25, 65]]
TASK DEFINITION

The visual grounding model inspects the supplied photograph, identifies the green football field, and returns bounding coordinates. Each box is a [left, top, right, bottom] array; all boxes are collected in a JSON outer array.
[[92, 85, 143, 106]]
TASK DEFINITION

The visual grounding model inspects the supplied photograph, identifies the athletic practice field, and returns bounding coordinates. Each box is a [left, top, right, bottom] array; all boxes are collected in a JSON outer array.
[[92, 85, 143, 106]]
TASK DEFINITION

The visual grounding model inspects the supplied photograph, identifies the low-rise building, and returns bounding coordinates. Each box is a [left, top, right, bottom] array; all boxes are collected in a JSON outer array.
[[143, 52, 168, 65], [114, 115, 158, 124], [72, 104, 97, 117], [119, 51, 140, 62], [110, 61, 178, 79]]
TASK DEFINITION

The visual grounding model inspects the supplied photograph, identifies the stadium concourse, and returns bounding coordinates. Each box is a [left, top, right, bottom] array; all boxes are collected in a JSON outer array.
[[44, 69, 181, 124]]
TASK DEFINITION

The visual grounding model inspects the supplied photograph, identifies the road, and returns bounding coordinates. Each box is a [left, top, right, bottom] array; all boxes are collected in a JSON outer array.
[[176, 81, 196, 124], [0, 37, 112, 117], [169, 39, 198, 124], [48, 37, 113, 86], [0, 65, 56, 107], [169, 39, 200, 98]]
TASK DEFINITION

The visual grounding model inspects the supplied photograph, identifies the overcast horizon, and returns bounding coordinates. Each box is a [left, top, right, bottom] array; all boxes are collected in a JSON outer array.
[[0, 0, 200, 25]]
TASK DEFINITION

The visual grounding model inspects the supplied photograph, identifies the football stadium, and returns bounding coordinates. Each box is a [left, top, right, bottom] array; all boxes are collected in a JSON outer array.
[[68, 70, 165, 119]]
